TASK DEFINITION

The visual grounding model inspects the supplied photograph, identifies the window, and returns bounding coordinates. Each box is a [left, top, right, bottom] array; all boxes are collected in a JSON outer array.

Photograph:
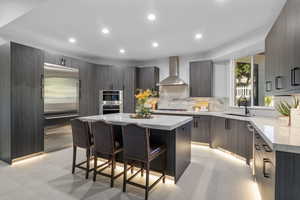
[[232, 53, 273, 108]]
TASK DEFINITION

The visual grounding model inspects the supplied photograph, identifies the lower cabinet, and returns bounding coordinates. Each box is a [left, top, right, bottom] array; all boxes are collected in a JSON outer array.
[[191, 116, 211, 144], [254, 130, 275, 200], [211, 117, 253, 164]]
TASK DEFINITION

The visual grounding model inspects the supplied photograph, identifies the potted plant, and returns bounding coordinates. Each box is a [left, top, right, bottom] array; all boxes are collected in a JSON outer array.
[[276, 97, 299, 126]]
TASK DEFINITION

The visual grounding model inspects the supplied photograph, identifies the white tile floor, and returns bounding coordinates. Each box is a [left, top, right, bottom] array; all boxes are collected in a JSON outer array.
[[0, 145, 260, 200]]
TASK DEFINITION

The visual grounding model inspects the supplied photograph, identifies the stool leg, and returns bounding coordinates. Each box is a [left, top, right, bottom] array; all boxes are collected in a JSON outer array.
[[141, 162, 144, 177], [86, 149, 90, 179], [123, 161, 127, 192], [131, 164, 134, 174], [145, 162, 150, 200], [93, 156, 97, 182], [72, 146, 77, 174], [111, 155, 115, 187], [162, 152, 166, 183]]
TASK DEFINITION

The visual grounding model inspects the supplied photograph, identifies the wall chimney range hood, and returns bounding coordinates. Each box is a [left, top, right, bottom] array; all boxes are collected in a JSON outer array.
[[158, 56, 187, 86]]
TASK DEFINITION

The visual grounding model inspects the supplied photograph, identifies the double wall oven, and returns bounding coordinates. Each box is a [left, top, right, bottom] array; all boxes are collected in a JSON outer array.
[[99, 90, 123, 114]]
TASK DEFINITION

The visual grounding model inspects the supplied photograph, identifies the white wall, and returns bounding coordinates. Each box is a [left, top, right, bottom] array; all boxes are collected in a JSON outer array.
[[213, 61, 230, 98]]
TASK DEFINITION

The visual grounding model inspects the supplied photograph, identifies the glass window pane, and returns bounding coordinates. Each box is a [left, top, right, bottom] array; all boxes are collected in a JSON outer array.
[[234, 56, 252, 106]]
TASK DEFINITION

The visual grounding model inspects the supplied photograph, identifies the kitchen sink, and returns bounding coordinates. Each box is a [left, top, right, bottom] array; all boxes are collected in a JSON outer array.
[[225, 113, 252, 117]]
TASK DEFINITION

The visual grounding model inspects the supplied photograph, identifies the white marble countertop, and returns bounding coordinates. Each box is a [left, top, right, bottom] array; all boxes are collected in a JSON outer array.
[[152, 110, 300, 154], [78, 113, 193, 131]]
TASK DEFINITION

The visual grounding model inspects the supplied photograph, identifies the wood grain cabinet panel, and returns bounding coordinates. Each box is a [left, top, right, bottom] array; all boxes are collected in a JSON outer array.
[[72, 59, 97, 116], [191, 116, 211, 144], [136, 67, 159, 91], [265, 0, 300, 95], [11, 42, 44, 159], [123, 67, 137, 113], [190, 61, 213, 97]]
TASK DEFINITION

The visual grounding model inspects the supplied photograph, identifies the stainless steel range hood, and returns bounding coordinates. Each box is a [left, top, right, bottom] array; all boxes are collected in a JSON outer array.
[[158, 56, 187, 86]]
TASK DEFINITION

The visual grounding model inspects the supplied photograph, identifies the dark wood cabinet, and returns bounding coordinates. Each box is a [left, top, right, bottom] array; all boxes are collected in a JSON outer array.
[[11, 43, 44, 159], [136, 67, 159, 91], [253, 127, 300, 200], [265, 0, 300, 95], [211, 117, 253, 163], [191, 116, 211, 144], [123, 67, 137, 113], [72, 59, 98, 116], [0, 42, 44, 163], [211, 117, 227, 149], [111, 66, 124, 90], [189, 60, 213, 97]]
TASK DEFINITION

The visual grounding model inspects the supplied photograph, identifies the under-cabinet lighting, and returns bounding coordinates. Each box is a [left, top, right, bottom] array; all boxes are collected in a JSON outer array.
[[12, 153, 46, 166]]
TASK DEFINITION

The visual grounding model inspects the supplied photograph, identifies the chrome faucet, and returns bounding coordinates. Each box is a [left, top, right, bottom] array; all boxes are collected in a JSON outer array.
[[238, 96, 250, 116]]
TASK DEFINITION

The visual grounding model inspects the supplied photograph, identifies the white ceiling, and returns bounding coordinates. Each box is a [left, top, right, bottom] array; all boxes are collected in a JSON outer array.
[[0, 0, 286, 61]]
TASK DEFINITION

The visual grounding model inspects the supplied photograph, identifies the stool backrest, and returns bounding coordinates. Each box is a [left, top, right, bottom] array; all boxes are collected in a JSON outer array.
[[71, 119, 92, 149], [122, 124, 150, 161], [91, 120, 115, 155]]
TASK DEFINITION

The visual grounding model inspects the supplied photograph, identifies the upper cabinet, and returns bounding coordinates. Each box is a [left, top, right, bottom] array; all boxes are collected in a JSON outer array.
[[265, 0, 300, 95], [136, 67, 159, 91], [189, 60, 213, 97]]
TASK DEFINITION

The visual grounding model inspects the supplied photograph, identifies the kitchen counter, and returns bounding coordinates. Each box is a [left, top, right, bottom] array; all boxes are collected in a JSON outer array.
[[152, 110, 300, 154], [79, 113, 193, 131]]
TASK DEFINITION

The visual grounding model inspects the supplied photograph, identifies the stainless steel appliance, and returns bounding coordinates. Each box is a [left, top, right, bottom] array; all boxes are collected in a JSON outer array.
[[43, 63, 79, 152], [99, 90, 123, 114], [44, 63, 79, 117]]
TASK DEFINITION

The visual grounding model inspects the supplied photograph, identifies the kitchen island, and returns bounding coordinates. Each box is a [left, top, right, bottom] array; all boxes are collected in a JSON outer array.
[[79, 113, 193, 183]]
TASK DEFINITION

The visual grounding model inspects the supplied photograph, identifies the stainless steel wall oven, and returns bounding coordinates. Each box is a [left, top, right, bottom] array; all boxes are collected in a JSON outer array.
[[99, 90, 123, 114]]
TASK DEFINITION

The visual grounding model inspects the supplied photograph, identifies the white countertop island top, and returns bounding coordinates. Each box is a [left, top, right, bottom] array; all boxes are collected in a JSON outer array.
[[79, 113, 193, 131]]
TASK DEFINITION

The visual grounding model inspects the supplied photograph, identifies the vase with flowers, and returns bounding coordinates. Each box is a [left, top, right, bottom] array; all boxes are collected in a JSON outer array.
[[130, 89, 154, 119]]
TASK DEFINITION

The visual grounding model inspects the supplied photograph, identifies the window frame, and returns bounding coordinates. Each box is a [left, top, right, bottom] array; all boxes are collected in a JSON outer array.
[[229, 54, 274, 109]]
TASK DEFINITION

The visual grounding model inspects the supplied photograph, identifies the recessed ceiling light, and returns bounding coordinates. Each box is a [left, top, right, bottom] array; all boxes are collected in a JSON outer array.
[[119, 49, 125, 54], [102, 27, 110, 35], [68, 37, 76, 43], [195, 33, 203, 40], [152, 42, 159, 48], [147, 13, 156, 21]]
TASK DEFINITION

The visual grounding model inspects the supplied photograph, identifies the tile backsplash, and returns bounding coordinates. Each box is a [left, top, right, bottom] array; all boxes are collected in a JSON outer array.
[[157, 85, 229, 111]]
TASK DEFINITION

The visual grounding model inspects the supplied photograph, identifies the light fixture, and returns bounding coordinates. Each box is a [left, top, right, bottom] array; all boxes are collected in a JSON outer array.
[[152, 42, 159, 48], [147, 13, 156, 21], [68, 37, 76, 43], [101, 27, 110, 35], [195, 33, 203, 40], [119, 49, 125, 54]]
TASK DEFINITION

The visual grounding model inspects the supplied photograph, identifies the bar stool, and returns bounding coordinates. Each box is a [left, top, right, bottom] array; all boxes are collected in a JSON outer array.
[[122, 124, 167, 200], [91, 121, 132, 187], [70, 119, 94, 179]]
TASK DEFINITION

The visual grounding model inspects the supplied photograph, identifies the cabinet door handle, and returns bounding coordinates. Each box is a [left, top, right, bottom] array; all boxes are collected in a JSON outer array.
[[247, 123, 254, 132], [254, 144, 261, 151], [265, 81, 272, 92], [275, 76, 283, 90], [291, 67, 300, 86], [40, 74, 44, 100], [262, 144, 272, 152], [263, 158, 272, 178], [79, 80, 82, 99]]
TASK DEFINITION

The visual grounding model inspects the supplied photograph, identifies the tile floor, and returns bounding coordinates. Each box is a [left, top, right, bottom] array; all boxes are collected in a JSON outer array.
[[0, 145, 259, 200]]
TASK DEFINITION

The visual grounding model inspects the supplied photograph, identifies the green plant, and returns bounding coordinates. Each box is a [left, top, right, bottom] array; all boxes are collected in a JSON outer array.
[[275, 97, 299, 116], [264, 96, 273, 107]]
